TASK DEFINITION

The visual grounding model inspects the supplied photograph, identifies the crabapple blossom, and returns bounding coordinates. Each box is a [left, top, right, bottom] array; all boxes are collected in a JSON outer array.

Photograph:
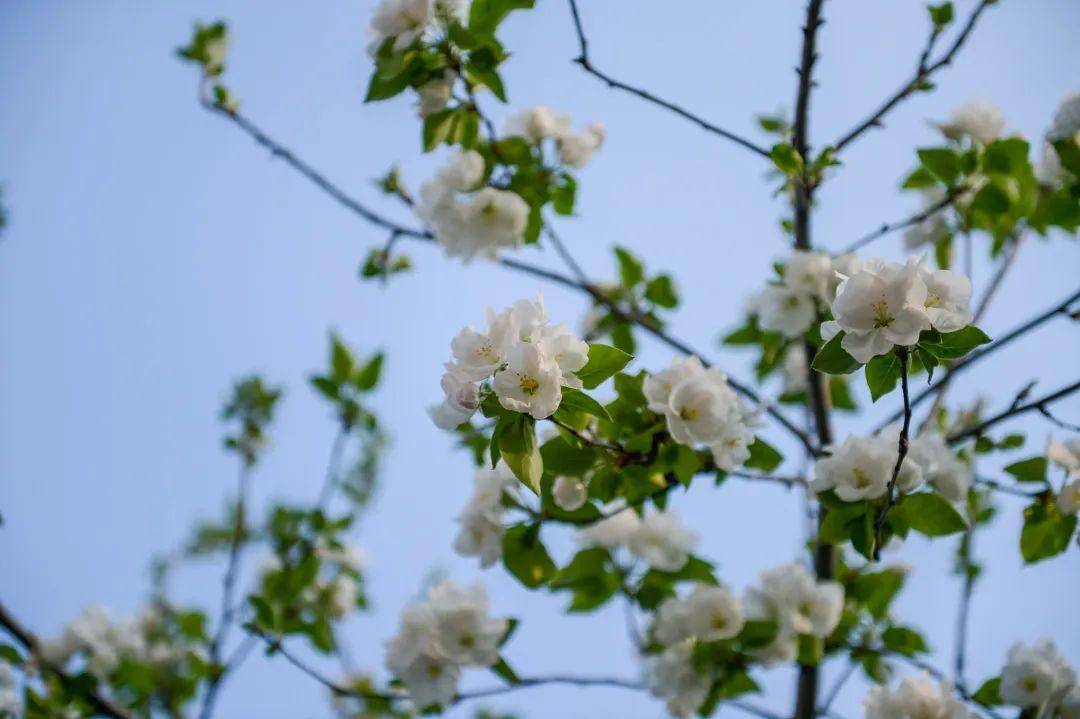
[[453, 463, 517, 568], [645, 355, 756, 470], [917, 263, 973, 333], [577, 508, 642, 549], [627, 510, 699, 572], [1058, 480, 1080, 516], [785, 249, 834, 302], [645, 639, 711, 719], [492, 341, 564, 419], [1000, 638, 1077, 709], [813, 435, 923, 502], [1048, 436, 1080, 479], [417, 71, 454, 117], [368, 0, 433, 54], [821, 256, 933, 363], [503, 105, 572, 143], [1047, 92, 1080, 143], [558, 122, 607, 168], [880, 427, 971, 503], [756, 284, 817, 338], [385, 580, 508, 708], [743, 562, 844, 665], [935, 99, 1006, 145], [552, 475, 587, 511], [781, 344, 809, 395], [652, 583, 745, 646], [863, 673, 971, 719], [428, 369, 481, 430]]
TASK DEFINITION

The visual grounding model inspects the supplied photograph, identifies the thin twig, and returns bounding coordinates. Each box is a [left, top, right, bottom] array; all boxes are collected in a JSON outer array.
[[875, 286, 1080, 432], [841, 186, 965, 254], [564, 0, 771, 158], [947, 379, 1080, 445], [316, 427, 348, 510], [873, 349, 911, 561], [819, 659, 858, 715], [199, 462, 253, 719], [974, 476, 1042, 499], [0, 600, 134, 719], [832, 0, 998, 153]]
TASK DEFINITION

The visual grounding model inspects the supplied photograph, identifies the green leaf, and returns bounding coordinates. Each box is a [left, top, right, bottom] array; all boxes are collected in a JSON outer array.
[[645, 274, 679, 308], [918, 147, 961, 186], [1020, 501, 1077, 563], [558, 387, 611, 422], [490, 656, 521, 685], [770, 142, 804, 176], [540, 436, 596, 476], [575, 344, 633, 389], [614, 246, 645, 287], [973, 677, 1003, 707], [902, 166, 938, 189], [1052, 138, 1080, 176], [972, 183, 1010, 215], [811, 332, 861, 375], [502, 524, 556, 588], [918, 326, 991, 360], [829, 376, 858, 411], [551, 173, 577, 215], [500, 424, 544, 494], [928, 2, 954, 28], [894, 492, 967, 537], [881, 625, 928, 656], [353, 352, 384, 391], [364, 71, 409, 102], [469, 0, 535, 37], [1004, 456, 1047, 484], [745, 437, 783, 473], [865, 352, 903, 402]]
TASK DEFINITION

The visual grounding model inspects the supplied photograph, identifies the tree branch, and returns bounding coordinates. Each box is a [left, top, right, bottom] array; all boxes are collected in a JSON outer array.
[[564, 0, 771, 158], [832, 0, 998, 153], [872, 349, 911, 562], [196, 101, 818, 457], [947, 379, 1080, 445], [841, 186, 966, 254], [0, 599, 134, 719], [876, 286, 1080, 432]]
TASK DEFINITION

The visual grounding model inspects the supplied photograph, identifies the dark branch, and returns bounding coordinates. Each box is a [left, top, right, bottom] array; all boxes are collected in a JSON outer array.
[[832, 0, 997, 153], [841, 186, 966, 254], [947, 379, 1080, 445], [565, 0, 771, 158], [876, 287, 1080, 432], [0, 600, 134, 719], [873, 349, 911, 562]]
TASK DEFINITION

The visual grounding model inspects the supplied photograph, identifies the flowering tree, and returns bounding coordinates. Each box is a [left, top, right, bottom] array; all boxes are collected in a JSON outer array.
[[1, 1, 1079, 718]]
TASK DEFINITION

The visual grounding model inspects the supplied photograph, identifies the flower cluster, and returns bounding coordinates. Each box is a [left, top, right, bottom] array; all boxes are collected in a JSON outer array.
[[552, 474, 588, 511], [742, 562, 844, 665], [503, 105, 606, 168], [417, 149, 530, 261], [384, 580, 508, 708], [822, 255, 972, 363], [579, 508, 699, 572], [430, 294, 589, 426], [644, 356, 756, 470], [746, 249, 844, 338], [863, 673, 970, 719], [452, 463, 518, 568], [813, 428, 971, 504], [0, 662, 20, 718], [41, 605, 204, 682], [935, 99, 1006, 146], [645, 639, 711, 718], [652, 584, 745, 646], [999, 638, 1078, 714]]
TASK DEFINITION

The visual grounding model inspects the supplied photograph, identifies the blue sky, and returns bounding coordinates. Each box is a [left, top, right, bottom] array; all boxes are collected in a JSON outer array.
[[1, 1, 1078, 717]]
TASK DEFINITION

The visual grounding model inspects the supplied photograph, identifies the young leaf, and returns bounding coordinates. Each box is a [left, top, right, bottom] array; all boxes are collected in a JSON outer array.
[[895, 493, 967, 537], [558, 387, 612, 422], [811, 333, 860, 375], [575, 344, 633, 389], [1004, 456, 1047, 484], [502, 524, 556, 588], [865, 352, 903, 402], [918, 147, 961, 186], [918, 326, 991, 360]]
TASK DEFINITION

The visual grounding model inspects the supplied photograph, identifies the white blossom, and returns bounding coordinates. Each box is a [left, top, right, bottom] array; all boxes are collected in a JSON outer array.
[[1048, 437, 1080, 479], [653, 584, 744, 646], [645, 640, 711, 718], [627, 510, 699, 572], [864, 673, 971, 719], [417, 71, 454, 117], [325, 575, 360, 618], [558, 122, 607, 167], [537, 323, 590, 389], [368, 0, 433, 54], [785, 250, 834, 302], [578, 508, 642, 550], [935, 99, 1006, 145], [492, 341, 564, 419], [822, 256, 932, 363], [1047, 92, 1080, 142], [918, 262, 973, 333], [428, 368, 480, 430], [781, 344, 809, 395], [1037, 142, 1067, 187], [1000, 638, 1077, 709], [743, 562, 844, 665], [1058, 480, 1080, 516], [503, 105, 572, 143], [647, 356, 755, 470], [756, 284, 818, 337], [813, 435, 923, 502], [453, 464, 517, 568], [885, 428, 971, 503], [385, 580, 508, 708], [552, 475, 588, 511]]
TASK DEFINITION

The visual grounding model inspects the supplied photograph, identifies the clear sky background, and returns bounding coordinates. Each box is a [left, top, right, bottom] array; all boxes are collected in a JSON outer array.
[[1, 1, 1078, 717]]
